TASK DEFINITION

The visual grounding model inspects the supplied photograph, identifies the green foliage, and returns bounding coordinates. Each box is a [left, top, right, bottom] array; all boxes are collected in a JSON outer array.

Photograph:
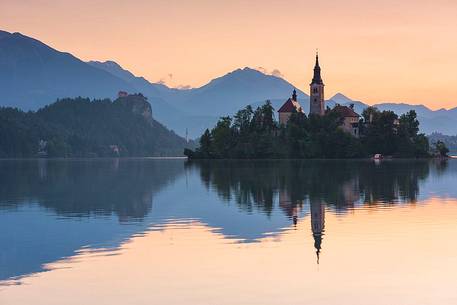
[[433, 140, 449, 157], [360, 108, 429, 157], [428, 133, 457, 153], [187, 102, 431, 159], [0, 96, 190, 157]]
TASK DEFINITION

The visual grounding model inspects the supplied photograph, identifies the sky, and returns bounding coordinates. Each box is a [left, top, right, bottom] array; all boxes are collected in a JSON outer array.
[[1, 0, 457, 109]]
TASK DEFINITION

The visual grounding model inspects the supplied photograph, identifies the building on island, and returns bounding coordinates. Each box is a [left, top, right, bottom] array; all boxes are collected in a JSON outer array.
[[277, 52, 361, 137], [333, 104, 360, 137], [278, 89, 304, 125], [309, 53, 325, 116]]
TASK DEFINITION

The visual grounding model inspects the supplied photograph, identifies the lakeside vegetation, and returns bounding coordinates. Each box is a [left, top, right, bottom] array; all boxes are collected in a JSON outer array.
[[185, 102, 446, 159], [0, 95, 191, 158], [429, 132, 456, 154]]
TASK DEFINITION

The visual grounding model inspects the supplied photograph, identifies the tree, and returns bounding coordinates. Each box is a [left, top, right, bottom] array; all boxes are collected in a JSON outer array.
[[211, 116, 234, 158], [399, 110, 419, 137], [198, 129, 213, 157], [434, 140, 449, 157], [233, 105, 253, 135], [285, 111, 309, 158]]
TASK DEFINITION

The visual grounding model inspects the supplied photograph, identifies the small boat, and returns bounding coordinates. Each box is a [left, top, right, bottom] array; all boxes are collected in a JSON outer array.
[[372, 154, 383, 160]]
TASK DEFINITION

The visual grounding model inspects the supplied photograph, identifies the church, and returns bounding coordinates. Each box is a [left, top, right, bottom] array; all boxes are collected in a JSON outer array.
[[278, 53, 360, 136]]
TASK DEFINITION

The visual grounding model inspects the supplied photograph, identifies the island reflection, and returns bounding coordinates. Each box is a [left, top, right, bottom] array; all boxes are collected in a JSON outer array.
[[187, 159, 450, 262], [0, 158, 453, 283]]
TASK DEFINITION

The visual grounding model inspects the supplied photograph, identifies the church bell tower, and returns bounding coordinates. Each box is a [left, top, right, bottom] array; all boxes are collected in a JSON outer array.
[[309, 52, 325, 115]]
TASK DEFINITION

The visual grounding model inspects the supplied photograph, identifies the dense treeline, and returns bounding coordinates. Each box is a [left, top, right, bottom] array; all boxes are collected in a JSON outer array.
[[185, 102, 433, 159], [0, 95, 191, 157]]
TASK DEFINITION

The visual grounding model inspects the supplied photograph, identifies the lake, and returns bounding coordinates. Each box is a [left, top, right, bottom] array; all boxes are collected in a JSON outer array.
[[1, 158, 457, 304]]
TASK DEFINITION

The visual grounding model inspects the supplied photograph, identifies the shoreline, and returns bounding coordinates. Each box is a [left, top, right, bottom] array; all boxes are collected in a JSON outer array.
[[0, 156, 454, 161]]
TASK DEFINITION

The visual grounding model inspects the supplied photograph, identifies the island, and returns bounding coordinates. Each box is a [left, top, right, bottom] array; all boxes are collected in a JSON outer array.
[[185, 54, 446, 160]]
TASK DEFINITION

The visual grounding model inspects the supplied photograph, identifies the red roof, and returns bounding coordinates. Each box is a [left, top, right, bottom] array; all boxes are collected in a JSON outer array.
[[333, 105, 360, 117], [278, 98, 303, 113]]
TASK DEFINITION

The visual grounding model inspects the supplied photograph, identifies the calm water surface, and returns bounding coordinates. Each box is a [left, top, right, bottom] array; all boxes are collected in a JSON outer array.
[[1, 159, 457, 304]]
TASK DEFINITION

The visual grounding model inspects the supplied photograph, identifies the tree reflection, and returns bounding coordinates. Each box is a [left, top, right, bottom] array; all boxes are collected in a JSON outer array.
[[0, 159, 184, 221], [187, 159, 442, 263], [187, 159, 433, 214]]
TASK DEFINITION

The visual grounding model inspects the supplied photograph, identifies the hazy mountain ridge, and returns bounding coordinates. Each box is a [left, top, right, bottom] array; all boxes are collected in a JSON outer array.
[[0, 30, 134, 110], [1, 30, 456, 137], [84, 62, 457, 136], [178, 67, 308, 116], [88, 62, 307, 136]]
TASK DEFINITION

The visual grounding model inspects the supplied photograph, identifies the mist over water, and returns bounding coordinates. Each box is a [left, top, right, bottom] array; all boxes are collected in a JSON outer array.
[[1, 159, 457, 304]]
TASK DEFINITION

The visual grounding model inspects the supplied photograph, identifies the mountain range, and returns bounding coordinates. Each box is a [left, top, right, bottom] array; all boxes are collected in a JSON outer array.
[[1, 30, 456, 138]]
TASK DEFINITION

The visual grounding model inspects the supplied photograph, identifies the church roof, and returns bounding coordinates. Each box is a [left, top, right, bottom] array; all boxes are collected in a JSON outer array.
[[278, 98, 303, 113], [333, 105, 360, 117]]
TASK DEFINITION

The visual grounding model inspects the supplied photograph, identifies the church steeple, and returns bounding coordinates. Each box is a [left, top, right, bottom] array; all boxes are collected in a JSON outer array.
[[292, 88, 297, 101], [309, 51, 325, 115], [311, 52, 323, 85]]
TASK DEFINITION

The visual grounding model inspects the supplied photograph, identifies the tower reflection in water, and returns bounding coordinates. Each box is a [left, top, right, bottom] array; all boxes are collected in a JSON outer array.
[[310, 199, 325, 264], [279, 190, 325, 263], [189, 159, 446, 263]]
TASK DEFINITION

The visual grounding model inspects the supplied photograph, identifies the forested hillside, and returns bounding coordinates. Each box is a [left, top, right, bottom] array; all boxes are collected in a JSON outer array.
[[0, 95, 191, 157]]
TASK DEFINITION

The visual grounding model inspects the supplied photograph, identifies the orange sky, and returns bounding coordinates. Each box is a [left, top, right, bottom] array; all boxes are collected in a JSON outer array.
[[1, 0, 457, 109]]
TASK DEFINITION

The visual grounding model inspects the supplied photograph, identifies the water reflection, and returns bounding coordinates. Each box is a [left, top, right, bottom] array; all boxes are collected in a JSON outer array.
[[186, 159, 450, 263], [0, 159, 185, 282], [187, 159, 440, 212], [0, 159, 183, 221], [1, 158, 456, 287]]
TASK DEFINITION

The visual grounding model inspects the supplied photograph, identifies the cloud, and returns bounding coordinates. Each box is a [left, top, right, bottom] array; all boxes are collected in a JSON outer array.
[[271, 69, 284, 78], [157, 73, 174, 85], [255, 67, 285, 79], [256, 66, 268, 74], [176, 84, 192, 90]]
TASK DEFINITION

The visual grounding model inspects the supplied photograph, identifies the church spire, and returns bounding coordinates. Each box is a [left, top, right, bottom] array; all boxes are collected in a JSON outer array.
[[311, 51, 323, 85], [292, 88, 297, 101], [309, 50, 325, 115]]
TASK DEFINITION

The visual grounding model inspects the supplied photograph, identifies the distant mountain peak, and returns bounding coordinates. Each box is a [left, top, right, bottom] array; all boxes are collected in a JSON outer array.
[[227, 66, 265, 77], [92, 60, 122, 68], [242, 66, 261, 72], [330, 93, 354, 104], [88, 60, 139, 83]]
